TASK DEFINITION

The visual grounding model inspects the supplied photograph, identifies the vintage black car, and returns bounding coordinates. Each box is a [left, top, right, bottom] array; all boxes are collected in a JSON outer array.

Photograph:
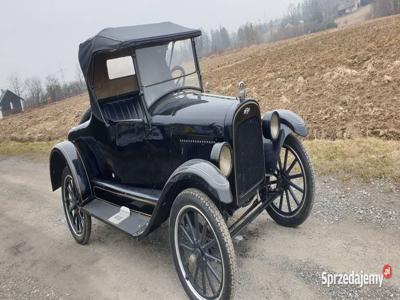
[[49, 22, 315, 299]]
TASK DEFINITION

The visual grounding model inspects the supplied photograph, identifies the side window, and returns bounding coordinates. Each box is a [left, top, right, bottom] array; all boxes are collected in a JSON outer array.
[[10, 102, 14, 110], [106, 56, 135, 80]]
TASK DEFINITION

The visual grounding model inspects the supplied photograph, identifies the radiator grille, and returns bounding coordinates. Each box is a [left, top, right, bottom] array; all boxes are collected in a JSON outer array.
[[234, 114, 265, 204]]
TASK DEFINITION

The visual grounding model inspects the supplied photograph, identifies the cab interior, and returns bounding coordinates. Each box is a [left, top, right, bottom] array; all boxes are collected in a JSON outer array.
[[91, 49, 144, 122]]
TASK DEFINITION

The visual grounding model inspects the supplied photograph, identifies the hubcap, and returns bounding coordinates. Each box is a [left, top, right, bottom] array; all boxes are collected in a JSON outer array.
[[189, 249, 200, 270]]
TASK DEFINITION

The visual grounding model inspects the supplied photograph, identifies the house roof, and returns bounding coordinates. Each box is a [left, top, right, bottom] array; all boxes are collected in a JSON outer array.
[[78, 22, 201, 76], [0, 89, 24, 106]]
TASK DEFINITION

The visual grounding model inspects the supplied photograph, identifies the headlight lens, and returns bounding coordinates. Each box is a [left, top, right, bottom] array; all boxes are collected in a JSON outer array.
[[270, 112, 280, 140], [219, 144, 233, 177]]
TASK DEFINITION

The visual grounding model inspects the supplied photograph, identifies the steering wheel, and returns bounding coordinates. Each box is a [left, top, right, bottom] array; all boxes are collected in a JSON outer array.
[[170, 65, 186, 86]]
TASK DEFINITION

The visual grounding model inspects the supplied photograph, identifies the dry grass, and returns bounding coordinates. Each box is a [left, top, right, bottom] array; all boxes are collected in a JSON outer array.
[[304, 138, 400, 182], [1, 138, 399, 182], [0, 141, 56, 158]]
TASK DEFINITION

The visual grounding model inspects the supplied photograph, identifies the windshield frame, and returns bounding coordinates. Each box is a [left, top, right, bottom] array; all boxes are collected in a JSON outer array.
[[134, 38, 203, 109]]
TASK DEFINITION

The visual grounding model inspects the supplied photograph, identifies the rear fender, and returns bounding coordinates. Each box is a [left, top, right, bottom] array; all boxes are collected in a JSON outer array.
[[49, 141, 92, 202], [146, 159, 233, 233]]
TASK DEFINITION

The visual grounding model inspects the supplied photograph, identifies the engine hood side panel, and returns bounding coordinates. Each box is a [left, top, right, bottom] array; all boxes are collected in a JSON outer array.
[[150, 91, 239, 140], [148, 92, 240, 185]]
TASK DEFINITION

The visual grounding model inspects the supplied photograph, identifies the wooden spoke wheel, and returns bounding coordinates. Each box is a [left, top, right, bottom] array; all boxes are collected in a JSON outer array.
[[266, 134, 315, 227], [170, 189, 236, 299], [61, 167, 91, 244]]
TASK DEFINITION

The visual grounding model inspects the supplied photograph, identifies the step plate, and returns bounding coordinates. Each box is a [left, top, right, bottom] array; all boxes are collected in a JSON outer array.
[[82, 199, 150, 237]]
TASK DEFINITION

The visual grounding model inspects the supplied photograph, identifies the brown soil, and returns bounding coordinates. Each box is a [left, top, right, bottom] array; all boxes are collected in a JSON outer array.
[[1, 15, 400, 142], [0, 94, 87, 142], [202, 15, 400, 140]]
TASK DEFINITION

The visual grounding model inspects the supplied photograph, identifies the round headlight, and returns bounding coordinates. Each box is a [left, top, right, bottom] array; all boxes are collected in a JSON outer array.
[[219, 144, 233, 177], [270, 112, 280, 140], [210, 142, 233, 177]]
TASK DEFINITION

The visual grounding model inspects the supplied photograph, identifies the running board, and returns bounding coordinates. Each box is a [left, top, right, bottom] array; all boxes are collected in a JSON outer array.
[[92, 179, 161, 215], [82, 198, 150, 237]]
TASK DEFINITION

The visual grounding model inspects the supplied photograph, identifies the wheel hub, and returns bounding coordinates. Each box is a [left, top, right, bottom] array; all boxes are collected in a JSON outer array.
[[281, 172, 290, 189], [188, 248, 201, 270], [276, 171, 289, 190]]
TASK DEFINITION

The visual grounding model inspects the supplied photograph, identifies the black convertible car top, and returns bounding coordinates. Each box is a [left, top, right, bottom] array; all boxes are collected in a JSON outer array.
[[78, 22, 201, 76]]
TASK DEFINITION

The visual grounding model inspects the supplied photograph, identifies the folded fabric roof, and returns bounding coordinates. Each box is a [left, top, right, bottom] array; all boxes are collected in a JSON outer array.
[[79, 22, 201, 76]]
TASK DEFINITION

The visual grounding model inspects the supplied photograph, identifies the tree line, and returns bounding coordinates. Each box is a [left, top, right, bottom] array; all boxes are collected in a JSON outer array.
[[372, 0, 400, 17], [196, 0, 399, 57], [196, 0, 343, 57], [7, 66, 86, 109]]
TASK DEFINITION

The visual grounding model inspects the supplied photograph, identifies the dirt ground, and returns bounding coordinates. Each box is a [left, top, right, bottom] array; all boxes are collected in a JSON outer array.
[[201, 15, 400, 140], [0, 156, 399, 299], [0, 94, 88, 142], [1, 15, 400, 142]]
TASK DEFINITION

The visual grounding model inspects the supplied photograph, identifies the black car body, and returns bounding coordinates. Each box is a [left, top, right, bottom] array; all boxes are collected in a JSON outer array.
[[49, 22, 314, 299]]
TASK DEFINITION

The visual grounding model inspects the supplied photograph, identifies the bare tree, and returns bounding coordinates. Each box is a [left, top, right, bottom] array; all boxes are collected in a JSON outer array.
[[8, 74, 24, 97], [24, 77, 44, 107], [373, 0, 400, 17], [288, 3, 299, 23], [236, 23, 264, 47], [45, 74, 63, 102], [75, 64, 85, 89], [196, 30, 211, 57], [319, 0, 341, 20]]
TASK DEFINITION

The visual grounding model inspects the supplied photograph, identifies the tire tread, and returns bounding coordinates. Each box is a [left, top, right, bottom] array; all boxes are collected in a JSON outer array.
[[61, 167, 92, 245], [170, 188, 237, 299]]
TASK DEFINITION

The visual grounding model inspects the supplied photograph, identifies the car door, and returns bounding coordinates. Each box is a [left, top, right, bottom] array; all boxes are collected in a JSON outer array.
[[89, 52, 155, 187]]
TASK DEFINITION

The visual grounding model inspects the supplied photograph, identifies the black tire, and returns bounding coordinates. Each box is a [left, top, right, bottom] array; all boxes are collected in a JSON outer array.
[[266, 134, 315, 227], [170, 189, 236, 300], [61, 167, 91, 244], [79, 108, 91, 124]]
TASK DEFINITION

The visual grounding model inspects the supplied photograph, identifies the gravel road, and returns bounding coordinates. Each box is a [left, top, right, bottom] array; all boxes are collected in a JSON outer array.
[[0, 156, 399, 299]]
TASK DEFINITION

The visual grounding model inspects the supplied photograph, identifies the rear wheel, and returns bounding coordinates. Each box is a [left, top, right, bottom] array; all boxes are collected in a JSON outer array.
[[170, 189, 236, 300], [266, 134, 315, 227], [61, 167, 91, 244]]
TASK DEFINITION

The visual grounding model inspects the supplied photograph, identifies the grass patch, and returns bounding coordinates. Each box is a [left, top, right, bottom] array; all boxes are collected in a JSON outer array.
[[0, 141, 56, 158], [0, 138, 399, 182], [304, 138, 400, 182]]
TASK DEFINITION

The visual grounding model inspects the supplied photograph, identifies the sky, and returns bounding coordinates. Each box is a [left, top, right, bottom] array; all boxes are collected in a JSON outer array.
[[0, 0, 300, 89]]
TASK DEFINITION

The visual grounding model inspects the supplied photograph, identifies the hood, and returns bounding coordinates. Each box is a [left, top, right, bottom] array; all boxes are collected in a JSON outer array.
[[150, 91, 240, 139]]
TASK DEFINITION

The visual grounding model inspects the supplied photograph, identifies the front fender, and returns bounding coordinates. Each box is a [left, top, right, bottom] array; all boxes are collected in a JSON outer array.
[[162, 159, 233, 204], [145, 159, 232, 234], [263, 109, 308, 138], [49, 141, 92, 202], [263, 125, 293, 174], [262, 110, 308, 174]]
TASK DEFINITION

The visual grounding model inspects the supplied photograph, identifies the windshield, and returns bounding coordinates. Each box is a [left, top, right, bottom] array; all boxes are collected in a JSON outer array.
[[136, 39, 201, 107]]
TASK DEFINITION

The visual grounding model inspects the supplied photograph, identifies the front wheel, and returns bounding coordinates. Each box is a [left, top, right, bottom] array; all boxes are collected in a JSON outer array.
[[170, 189, 236, 300], [266, 134, 315, 227]]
